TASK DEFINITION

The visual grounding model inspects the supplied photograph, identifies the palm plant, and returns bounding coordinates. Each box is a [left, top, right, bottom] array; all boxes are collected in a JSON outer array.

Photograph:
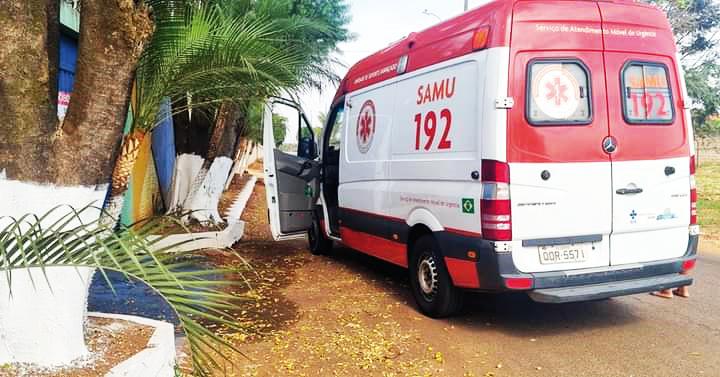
[[0, 206, 246, 376], [105, 0, 330, 219]]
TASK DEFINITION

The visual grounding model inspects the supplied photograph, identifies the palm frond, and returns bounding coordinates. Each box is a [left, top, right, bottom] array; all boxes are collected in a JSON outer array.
[[0, 206, 248, 376], [132, 1, 326, 132]]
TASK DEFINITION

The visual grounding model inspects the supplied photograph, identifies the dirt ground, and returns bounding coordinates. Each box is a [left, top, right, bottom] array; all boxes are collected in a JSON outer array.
[[203, 179, 466, 376], [196, 162, 720, 377]]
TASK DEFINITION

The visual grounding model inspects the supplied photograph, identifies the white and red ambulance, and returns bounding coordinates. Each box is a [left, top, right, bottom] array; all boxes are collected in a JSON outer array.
[[263, 0, 699, 317]]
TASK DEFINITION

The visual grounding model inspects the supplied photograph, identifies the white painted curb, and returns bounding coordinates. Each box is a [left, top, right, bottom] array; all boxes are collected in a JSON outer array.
[[149, 221, 245, 252], [150, 175, 257, 252], [88, 312, 176, 377], [225, 175, 257, 224]]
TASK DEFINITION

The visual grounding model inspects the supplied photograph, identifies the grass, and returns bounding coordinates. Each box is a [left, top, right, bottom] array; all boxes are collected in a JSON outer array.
[[697, 161, 720, 248]]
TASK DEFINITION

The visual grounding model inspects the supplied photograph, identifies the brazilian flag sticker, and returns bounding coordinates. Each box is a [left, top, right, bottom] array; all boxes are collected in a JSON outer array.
[[462, 198, 475, 214]]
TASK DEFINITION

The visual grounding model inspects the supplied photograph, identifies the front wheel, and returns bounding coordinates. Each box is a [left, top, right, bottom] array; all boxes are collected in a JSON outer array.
[[308, 214, 333, 255], [409, 234, 463, 318]]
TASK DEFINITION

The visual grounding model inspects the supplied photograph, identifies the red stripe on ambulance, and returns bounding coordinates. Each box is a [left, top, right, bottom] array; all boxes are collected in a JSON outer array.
[[339, 226, 408, 267]]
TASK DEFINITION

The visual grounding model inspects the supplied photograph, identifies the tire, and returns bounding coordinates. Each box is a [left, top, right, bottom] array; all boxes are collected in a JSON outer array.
[[409, 234, 463, 318], [308, 214, 333, 255]]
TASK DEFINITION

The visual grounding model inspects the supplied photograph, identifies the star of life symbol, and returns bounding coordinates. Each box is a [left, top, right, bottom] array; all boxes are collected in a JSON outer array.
[[533, 65, 580, 120], [356, 100, 376, 154], [546, 77, 568, 106]]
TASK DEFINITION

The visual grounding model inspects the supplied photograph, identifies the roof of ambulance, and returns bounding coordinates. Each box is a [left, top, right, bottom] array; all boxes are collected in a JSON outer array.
[[333, 0, 668, 102]]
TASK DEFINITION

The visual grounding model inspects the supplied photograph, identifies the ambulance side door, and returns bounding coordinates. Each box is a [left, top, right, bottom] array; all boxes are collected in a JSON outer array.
[[263, 103, 320, 241]]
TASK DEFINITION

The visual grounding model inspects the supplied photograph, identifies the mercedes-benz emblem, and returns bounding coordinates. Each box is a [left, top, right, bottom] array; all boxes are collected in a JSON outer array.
[[602, 136, 618, 154]]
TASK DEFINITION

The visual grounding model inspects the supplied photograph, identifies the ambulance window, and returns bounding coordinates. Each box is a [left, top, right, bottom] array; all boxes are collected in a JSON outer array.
[[527, 60, 591, 125], [622, 62, 674, 124], [328, 106, 345, 149]]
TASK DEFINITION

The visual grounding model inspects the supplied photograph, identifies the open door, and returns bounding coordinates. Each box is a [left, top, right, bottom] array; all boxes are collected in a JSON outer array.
[[263, 100, 320, 241]]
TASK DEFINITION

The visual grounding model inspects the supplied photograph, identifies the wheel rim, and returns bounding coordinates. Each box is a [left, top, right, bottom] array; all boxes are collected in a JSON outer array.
[[417, 253, 439, 301]]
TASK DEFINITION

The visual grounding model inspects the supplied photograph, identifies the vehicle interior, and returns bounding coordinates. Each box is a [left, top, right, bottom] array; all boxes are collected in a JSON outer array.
[[322, 101, 345, 236]]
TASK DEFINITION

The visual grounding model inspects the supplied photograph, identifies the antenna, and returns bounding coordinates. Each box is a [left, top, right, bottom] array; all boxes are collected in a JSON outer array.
[[422, 9, 441, 21]]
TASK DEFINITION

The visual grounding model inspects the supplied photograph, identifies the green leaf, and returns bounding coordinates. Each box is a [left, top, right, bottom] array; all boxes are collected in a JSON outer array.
[[0, 206, 247, 375]]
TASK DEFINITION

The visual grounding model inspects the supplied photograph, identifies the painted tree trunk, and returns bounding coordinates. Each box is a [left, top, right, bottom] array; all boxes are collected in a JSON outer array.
[[184, 103, 240, 223], [225, 137, 250, 190], [0, 0, 151, 366], [167, 154, 205, 214], [165, 103, 212, 213], [102, 131, 147, 224], [222, 111, 252, 190]]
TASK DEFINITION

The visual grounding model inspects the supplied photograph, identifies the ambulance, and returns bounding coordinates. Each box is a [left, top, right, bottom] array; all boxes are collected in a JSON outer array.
[[263, 0, 699, 317]]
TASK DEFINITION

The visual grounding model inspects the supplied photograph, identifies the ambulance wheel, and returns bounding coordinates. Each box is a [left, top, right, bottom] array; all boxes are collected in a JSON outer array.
[[308, 216, 332, 255], [409, 234, 463, 318]]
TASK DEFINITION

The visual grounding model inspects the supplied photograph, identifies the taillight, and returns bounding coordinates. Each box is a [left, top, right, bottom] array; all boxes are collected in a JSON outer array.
[[690, 155, 697, 225], [481, 159, 511, 241], [505, 277, 533, 290], [681, 258, 696, 273]]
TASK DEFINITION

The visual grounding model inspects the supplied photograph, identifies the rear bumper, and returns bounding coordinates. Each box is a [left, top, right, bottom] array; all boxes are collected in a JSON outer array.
[[528, 273, 693, 303], [435, 231, 698, 302]]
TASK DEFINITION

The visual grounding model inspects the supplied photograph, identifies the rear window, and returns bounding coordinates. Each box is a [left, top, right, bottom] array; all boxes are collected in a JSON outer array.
[[622, 62, 674, 124], [526, 60, 591, 125]]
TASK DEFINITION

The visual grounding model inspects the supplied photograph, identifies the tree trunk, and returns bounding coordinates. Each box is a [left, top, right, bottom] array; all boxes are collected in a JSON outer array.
[[51, 0, 152, 187], [102, 130, 147, 223], [225, 136, 250, 190], [174, 98, 212, 158], [184, 102, 240, 222], [224, 111, 252, 190], [0, 0, 58, 183], [165, 102, 214, 212], [0, 0, 152, 367]]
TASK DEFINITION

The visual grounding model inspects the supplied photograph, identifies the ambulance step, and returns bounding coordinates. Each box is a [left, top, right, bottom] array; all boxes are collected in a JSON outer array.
[[528, 274, 693, 304]]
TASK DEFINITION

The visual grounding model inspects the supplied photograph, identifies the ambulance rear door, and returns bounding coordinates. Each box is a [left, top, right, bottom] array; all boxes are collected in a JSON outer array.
[[599, 2, 691, 265], [507, 1, 613, 273]]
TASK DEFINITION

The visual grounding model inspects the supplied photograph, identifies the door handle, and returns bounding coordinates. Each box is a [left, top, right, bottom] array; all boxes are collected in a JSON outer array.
[[296, 161, 314, 177], [616, 187, 643, 195]]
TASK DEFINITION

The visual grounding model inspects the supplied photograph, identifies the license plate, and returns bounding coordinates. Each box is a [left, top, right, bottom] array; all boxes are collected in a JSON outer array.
[[538, 243, 592, 265]]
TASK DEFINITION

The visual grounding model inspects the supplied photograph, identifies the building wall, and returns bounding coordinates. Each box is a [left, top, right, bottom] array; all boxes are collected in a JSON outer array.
[[58, 0, 80, 120]]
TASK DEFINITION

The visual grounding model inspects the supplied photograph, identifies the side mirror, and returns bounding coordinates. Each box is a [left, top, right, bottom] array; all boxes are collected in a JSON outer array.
[[298, 136, 316, 159]]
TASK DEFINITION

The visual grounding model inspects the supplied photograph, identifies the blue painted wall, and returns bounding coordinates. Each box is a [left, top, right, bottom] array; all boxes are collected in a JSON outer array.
[[58, 33, 78, 118], [151, 98, 177, 208]]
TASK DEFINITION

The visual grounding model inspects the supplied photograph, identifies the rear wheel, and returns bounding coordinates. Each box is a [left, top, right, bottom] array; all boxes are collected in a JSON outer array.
[[308, 214, 333, 255], [409, 234, 463, 318]]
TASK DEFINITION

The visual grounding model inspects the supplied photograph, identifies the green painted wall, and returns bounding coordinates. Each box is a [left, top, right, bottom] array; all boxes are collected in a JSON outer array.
[[60, 1, 80, 32]]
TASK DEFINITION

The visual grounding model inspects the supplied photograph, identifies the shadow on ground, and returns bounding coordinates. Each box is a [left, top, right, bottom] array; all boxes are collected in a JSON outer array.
[[323, 245, 641, 338]]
